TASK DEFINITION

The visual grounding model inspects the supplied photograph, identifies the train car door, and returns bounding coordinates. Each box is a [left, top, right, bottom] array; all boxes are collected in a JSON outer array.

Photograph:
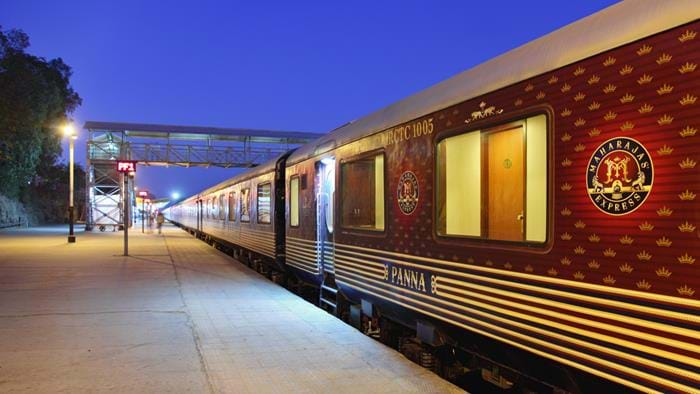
[[485, 125, 525, 241], [197, 199, 203, 233], [316, 157, 335, 274]]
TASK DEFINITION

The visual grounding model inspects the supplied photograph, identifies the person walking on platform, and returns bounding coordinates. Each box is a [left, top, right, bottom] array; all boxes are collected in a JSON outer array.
[[156, 211, 164, 235]]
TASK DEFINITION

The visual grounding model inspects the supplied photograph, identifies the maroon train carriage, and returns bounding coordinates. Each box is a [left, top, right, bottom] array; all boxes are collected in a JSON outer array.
[[280, 2, 699, 392], [167, 154, 288, 272], [167, 1, 700, 392]]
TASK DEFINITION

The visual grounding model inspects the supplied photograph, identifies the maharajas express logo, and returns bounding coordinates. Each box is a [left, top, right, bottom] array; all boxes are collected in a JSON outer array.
[[586, 137, 653, 215], [397, 171, 419, 215]]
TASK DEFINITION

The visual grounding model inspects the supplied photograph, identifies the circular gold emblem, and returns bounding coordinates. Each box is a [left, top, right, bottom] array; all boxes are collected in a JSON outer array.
[[586, 137, 653, 215], [397, 171, 419, 215]]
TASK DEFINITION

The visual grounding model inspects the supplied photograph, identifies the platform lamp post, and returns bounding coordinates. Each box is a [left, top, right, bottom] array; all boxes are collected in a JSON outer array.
[[138, 191, 148, 233], [63, 123, 77, 243], [116, 160, 137, 256]]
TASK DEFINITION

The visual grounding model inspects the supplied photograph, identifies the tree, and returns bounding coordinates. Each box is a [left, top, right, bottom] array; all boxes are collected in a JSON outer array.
[[29, 162, 87, 223], [0, 26, 81, 200], [0, 26, 82, 224]]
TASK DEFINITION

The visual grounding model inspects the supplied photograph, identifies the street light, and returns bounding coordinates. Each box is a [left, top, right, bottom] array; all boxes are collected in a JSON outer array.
[[63, 123, 77, 243], [171, 192, 180, 200]]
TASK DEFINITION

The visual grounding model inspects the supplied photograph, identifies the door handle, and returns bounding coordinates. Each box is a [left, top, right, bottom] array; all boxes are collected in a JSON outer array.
[[517, 212, 524, 234]]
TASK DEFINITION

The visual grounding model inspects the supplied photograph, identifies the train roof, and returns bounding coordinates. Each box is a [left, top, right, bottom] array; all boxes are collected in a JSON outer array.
[[287, 0, 700, 164]]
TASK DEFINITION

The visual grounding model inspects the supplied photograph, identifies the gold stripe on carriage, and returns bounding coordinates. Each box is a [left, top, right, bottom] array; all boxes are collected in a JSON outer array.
[[336, 272, 696, 393], [332, 243, 700, 325]]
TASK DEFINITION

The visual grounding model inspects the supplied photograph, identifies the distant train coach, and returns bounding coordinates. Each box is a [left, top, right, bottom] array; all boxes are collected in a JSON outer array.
[[167, 1, 700, 392]]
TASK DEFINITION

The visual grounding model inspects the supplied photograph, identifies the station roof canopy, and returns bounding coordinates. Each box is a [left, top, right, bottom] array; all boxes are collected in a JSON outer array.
[[83, 121, 324, 144]]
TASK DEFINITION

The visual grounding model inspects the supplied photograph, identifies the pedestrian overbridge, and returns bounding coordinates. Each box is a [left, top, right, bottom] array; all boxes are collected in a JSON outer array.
[[85, 121, 323, 230]]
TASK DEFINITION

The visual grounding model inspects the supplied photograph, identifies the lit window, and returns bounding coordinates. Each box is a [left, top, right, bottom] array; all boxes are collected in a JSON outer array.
[[228, 192, 236, 221], [436, 114, 547, 243], [257, 183, 271, 224], [240, 188, 250, 222], [340, 153, 385, 231], [218, 194, 225, 220], [290, 177, 300, 227]]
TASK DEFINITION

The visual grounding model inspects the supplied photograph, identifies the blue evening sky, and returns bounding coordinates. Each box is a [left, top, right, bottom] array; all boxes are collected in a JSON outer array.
[[2, 0, 618, 199]]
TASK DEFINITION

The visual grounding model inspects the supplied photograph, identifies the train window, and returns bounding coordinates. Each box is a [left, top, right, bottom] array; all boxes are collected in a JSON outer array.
[[228, 192, 236, 222], [437, 114, 547, 243], [340, 153, 385, 231], [257, 183, 272, 224], [218, 194, 225, 220], [290, 176, 300, 227], [240, 188, 250, 222]]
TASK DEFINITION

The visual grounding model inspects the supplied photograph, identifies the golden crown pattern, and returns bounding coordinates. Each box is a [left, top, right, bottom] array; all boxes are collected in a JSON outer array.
[[437, 23, 700, 299], [656, 236, 672, 247], [680, 94, 697, 106], [678, 189, 696, 201], [657, 145, 673, 155], [678, 62, 696, 74], [679, 126, 696, 138], [636, 280, 651, 290], [657, 114, 673, 125], [678, 30, 697, 42], [637, 44, 653, 56], [638, 103, 654, 113], [637, 74, 653, 85], [603, 84, 617, 94], [619, 93, 634, 104], [619, 235, 634, 245], [678, 221, 696, 233], [603, 110, 617, 121], [655, 267, 671, 278], [639, 221, 654, 231]]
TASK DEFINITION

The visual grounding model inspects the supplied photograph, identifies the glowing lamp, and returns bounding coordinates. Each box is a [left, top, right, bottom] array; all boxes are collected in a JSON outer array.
[[62, 123, 76, 138]]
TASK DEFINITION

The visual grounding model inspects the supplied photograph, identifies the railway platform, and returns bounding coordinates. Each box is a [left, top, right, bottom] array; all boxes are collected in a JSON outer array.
[[0, 224, 462, 393]]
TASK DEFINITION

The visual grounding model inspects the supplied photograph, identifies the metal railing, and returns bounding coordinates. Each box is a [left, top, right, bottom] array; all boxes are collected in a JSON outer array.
[[125, 142, 289, 167], [0, 218, 28, 229]]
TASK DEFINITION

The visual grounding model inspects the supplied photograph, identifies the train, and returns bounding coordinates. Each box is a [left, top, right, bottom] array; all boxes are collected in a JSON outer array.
[[165, 1, 700, 392]]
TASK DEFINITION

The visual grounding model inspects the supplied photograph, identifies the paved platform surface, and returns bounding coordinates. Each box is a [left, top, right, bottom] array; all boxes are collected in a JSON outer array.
[[0, 224, 462, 393]]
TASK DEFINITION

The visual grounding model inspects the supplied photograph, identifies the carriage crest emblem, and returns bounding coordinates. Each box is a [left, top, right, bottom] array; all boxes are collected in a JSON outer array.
[[586, 137, 653, 215], [397, 171, 419, 215]]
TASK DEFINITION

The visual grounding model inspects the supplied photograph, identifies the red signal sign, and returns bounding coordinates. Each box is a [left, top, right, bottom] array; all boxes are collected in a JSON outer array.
[[116, 160, 137, 173]]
